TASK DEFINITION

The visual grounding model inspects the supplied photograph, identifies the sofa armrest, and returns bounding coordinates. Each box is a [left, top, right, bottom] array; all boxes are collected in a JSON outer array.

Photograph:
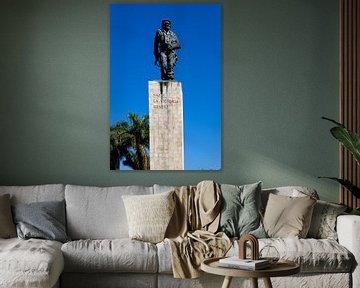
[[337, 215, 360, 288]]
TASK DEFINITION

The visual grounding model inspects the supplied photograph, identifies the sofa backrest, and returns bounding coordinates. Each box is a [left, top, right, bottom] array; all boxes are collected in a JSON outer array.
[[65, 184, 153, 240], [0, 184, 320, 240], [0, 184, 65, 204], [153, 184, 176, 194], [154, 184, 320, 210]]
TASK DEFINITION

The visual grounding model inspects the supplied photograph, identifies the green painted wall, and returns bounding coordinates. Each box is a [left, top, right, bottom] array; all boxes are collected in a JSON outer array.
[[0, 0, 339, 202]]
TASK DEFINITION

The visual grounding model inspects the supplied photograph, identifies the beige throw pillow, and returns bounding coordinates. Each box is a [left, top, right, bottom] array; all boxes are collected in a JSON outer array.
[[0, 194, 17, 238], [263, 193, 316, 238], [122, 191, 175, 243]]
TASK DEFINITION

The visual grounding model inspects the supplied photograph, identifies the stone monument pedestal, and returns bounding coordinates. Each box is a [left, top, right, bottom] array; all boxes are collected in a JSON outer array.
[[148, 81, 184, 170]]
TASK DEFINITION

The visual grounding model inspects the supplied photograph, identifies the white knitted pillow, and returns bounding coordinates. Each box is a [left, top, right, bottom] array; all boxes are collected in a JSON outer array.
[[122, 191, 175, 243]]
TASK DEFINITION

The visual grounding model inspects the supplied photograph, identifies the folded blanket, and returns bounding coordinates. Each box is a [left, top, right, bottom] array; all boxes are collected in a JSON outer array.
[[165, 180, 231, 278]]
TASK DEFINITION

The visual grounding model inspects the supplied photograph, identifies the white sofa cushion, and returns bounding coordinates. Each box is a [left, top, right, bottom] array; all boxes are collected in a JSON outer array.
[[156, 240, 173, 274], [258, 238, 353, 272], [0, 238, 63, 288], [65, 185, 153, 239], [61, 239, 158, 273], [0, 184, 65, 204], [157, 237, 353, 274], [234, 238, 353, 273]]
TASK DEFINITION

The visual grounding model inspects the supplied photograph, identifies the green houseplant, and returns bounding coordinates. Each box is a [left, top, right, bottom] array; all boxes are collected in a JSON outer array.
[[320, 117, 360, 215]]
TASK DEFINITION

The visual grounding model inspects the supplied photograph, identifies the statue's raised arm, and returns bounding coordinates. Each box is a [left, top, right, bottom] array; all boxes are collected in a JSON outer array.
[[153, 19, 181, 80]]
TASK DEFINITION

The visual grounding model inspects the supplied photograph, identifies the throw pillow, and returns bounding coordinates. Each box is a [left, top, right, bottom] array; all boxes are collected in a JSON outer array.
[[307, 200, 347, 240], [122, 190, 175, 243], [0, 194, 17, 238], [12, 200, 70, 243], [260, 186, 319, 214], [218, 182, 266, 238], [263, 193, 316, 238]]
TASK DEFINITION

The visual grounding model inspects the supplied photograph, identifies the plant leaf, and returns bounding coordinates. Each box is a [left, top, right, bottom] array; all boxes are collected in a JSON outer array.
[[318, 177, 360, 198], [351, 208, 360, 215], [322, 117, 360, 165], [321, 116, 344, 127], [330, 126, 360, 165]]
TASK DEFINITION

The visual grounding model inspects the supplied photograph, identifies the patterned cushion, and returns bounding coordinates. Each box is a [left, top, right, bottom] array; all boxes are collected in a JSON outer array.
[[307, 200, 347, 240]]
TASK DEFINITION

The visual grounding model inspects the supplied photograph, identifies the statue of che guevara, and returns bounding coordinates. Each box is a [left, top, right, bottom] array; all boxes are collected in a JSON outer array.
[[153, 19, 181, 80]]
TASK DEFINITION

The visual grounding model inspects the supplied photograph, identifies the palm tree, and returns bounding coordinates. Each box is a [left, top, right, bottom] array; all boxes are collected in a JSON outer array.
[[110, 113, 150, 170], [123, 113, 150, 170], [110, 121, 130, 170]]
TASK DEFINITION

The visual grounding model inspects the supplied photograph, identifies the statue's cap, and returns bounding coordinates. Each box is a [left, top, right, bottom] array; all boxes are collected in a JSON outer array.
[[162, 19, 171, 24]]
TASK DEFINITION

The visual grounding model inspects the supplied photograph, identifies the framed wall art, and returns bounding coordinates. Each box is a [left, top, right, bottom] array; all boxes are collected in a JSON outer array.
[[110, 4, 222, 170]]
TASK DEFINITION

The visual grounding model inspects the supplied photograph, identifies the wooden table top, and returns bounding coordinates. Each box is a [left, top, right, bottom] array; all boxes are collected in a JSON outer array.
[[201, 257, 300, 278]]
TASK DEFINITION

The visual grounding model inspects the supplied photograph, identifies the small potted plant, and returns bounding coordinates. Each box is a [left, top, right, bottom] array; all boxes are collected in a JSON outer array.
[[320, 117, 360, 215]]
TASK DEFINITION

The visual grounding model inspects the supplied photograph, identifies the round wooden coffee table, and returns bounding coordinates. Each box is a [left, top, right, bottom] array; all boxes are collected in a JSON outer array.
[[201, 257, 300, 288]]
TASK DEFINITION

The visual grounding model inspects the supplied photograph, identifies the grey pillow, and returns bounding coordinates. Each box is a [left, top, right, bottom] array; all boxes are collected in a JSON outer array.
[[218, 182, 266, 238], [307, 200, 347, 240], [12, 200, 70, 243], [0, 194, 16, 238]]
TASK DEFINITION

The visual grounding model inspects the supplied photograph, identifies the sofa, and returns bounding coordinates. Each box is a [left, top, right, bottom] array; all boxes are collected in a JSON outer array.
[[0, 183, 359, 288]]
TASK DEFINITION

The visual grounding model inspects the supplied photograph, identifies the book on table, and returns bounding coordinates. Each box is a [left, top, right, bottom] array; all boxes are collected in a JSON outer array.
[[218, 257, 271, 270]]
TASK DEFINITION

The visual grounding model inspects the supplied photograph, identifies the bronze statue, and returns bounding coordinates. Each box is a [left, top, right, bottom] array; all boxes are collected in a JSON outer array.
[[153, 19, 181, 80]]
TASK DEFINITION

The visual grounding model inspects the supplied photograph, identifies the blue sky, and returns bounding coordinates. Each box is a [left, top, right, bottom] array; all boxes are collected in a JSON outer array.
[[110, 4, 222, 170]]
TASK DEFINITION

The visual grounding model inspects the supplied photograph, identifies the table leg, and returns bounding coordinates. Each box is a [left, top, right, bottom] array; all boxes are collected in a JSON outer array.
[[221, 276, 233, 288], [263, 277, 273, 288], [251, 278, 258, 288]]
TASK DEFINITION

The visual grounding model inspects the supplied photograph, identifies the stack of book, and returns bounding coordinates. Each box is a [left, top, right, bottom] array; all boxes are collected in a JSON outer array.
[[218, 257, 271, 270]]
